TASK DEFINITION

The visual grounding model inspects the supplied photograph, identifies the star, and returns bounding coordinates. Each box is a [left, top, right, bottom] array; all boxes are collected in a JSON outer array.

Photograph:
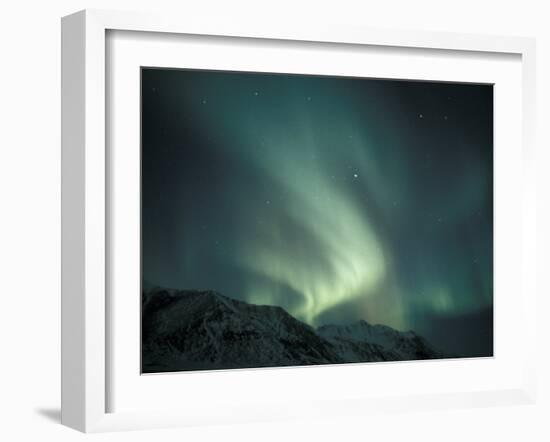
[[443, 115, 448, 120], [307, 96, 312, 101], [266, 200, 271, 205], [353, 173, 359, 178], [419, 113, 424, 119], [254, 91, 259, 96], [201, 99, 207, 105]]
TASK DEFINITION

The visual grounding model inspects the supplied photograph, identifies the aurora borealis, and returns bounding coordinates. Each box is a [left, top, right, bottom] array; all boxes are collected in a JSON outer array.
[[141, 68, 493, 357]]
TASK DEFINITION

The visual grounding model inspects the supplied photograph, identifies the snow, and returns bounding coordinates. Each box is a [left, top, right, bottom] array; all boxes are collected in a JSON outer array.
[[142, 287, 445, 373]]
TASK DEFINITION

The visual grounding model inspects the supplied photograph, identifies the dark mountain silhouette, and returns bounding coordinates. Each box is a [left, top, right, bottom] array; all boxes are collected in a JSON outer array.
[[142, 287, 446, 373]]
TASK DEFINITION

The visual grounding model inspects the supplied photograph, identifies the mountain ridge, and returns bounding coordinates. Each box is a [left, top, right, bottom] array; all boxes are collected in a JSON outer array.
[[142, 287, 446, 373]]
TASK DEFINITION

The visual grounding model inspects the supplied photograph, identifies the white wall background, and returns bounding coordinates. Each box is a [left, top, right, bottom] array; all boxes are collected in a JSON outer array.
[[0, 1, 548, 441]]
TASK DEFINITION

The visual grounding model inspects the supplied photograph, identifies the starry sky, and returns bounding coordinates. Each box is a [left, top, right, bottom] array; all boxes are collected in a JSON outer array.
[[141, 68, 493, 357]]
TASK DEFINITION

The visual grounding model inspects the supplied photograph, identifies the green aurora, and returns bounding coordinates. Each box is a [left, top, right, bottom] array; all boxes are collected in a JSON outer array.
[[141, 68, 493, 357]]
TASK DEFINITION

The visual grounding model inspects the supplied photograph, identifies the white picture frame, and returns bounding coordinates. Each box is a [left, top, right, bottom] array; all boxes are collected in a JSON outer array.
[[61, 9, 537, 433]]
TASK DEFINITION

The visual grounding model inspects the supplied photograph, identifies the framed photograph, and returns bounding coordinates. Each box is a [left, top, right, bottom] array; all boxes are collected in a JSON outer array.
[[61, 9, 537, 432]]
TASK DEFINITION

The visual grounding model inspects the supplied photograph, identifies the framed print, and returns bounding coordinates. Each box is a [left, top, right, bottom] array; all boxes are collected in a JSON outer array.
[[61, 9, 537, 432]]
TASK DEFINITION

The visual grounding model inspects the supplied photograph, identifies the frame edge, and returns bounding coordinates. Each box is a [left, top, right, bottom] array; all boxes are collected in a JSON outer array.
[[61, 9, 108, 433], [61, 9, 86, 432]]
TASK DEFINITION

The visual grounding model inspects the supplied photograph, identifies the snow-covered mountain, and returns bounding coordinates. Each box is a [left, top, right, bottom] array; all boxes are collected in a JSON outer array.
[[318, 321, 444, 362], [142, 287, 445, 373]]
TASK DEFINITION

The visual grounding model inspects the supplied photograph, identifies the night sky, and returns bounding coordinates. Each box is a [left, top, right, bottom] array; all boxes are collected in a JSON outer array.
[[141, 68, 493, 358]]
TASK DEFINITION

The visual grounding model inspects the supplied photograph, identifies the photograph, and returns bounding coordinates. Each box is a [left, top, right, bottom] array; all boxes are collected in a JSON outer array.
[[140, 68, 494, 374]]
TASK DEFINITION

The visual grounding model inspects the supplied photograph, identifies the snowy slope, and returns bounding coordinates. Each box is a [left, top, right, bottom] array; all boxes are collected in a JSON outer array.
[[142, 288, 445, 373], [317, 321, 444, 362]]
